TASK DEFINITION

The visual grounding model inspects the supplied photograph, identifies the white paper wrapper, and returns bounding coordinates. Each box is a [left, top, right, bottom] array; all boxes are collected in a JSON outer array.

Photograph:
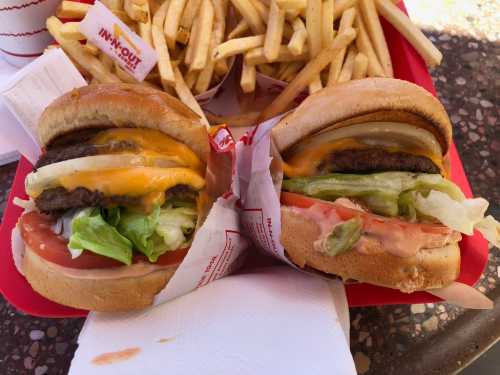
[[0, 48, 87, 164], [68, 267, 356, 375]]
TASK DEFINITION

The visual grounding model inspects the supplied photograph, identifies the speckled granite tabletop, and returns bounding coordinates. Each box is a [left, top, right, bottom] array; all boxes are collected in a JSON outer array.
[[0, 1, 498, 374]]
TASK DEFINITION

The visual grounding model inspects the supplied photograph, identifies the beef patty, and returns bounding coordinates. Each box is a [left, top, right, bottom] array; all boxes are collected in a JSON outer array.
[[35, 140, 138, 169], [318, 149, 440, 175]]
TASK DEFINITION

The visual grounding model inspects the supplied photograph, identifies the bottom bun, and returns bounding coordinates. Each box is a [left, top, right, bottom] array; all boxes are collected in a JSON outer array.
[[280, 207, 460, 293], [23, 246, 178, 312]]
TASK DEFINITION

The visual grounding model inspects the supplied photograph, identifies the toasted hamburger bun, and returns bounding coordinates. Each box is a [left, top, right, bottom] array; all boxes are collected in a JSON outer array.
[[273, 78, 452, 158], [275, 79, 460, 292], [21, 83, 209, 311], [281, 207, 460, 292], [38, 83, 209, 162], [23, 246, 178, 312]]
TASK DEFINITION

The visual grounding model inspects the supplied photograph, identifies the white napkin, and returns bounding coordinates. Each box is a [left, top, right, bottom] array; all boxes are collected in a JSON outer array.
[[0, 57, 20, 165], [69, 267, 356, 375], [0, 48, 86, 164]]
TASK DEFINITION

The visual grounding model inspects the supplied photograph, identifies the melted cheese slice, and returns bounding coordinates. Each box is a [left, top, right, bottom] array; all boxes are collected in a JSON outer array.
[[92, 128, 205, 174], [59, 167, 205, 197], [283, 138, 445, 178]]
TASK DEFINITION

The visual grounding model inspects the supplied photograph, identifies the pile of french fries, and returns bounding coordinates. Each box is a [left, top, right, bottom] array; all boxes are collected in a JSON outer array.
[[46, 0, 442, 126]]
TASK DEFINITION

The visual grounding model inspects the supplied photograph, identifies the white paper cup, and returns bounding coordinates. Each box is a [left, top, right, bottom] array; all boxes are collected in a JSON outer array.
[[0, 0, 61, 67]]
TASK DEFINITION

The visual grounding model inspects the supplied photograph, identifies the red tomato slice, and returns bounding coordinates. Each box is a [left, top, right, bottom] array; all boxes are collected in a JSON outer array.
[[19, 212, 188, 269]]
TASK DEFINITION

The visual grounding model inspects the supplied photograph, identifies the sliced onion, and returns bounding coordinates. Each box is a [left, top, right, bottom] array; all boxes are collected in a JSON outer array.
[[26, 154, 182, 197], [288, 122, 442, 158]]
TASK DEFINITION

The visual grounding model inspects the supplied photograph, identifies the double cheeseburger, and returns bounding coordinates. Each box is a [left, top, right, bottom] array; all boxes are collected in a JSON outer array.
[[275, 78, 498, 293], [18, 84, 210, 311]]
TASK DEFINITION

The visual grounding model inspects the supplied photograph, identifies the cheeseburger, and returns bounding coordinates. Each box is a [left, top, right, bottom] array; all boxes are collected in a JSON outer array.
[[274, 78, 499, 293], [18, 84, 210, 311]]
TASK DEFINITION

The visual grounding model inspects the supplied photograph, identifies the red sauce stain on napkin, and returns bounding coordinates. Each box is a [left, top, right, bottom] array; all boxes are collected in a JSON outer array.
[[92, 347, 141, 365]]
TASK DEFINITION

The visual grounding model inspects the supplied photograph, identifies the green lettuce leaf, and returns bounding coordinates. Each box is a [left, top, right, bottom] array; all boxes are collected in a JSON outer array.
[[282, 172, 465, 217], [68, 208, 133, 265], [117, 206, 162, 262], [155, 206, 197, 252], [414, 190, 500, 245], [322, 217, 362, 256]]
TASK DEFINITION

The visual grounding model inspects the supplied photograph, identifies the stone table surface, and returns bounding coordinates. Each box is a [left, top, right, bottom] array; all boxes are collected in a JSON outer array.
[[0, 1, 499, 374]]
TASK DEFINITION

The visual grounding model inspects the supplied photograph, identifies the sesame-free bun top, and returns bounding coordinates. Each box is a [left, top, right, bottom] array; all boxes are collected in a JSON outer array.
[[272, 78, 452, 155], [38, 83, 209, 162]]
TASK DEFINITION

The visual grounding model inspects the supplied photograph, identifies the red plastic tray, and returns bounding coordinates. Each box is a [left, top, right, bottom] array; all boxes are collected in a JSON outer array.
[[0, 2, 488, 316]]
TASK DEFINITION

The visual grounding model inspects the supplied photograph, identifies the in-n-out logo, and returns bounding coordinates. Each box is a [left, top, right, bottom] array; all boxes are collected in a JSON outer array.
[[98, 24, 142, 73]]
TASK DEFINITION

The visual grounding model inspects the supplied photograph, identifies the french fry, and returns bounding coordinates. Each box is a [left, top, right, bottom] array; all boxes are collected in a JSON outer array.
[[84, 41, 99, 55], [259, 27, 356, 121], [190, 0, 214, 70], [359, 0, 393, 76], [59, 22, 85, 40], [354, 12, 384, 76], [278, 60, 302, 81], [306, 0, 322, 58], [337, 45, 356, 82], [138, 1, 153, 47], [375, 0, 442, 66], [245, 45, 308, 65], [56, 1, 91, 18], [101, 0, 124, 9], [287, 17, 307, 56], [228, 19, 250, 39], [164, 0, 188, 50], [352, 52, 368, 79], [321, 0, 335, 48], [275, 0, 306, 11], [249, 0, 269, 20], [214, 59, 229, 75], [333, 0, 357, 19], [284, 8, 300, 20], [112, 10, 136, 24], [327, 7, 356, 85], [99, 52, 114, 71], [185, 15, 200, 66], [180, 0, 202, 32], [230, 0, 266, 34], [206, 111, 261, 126], [173, 66, 209, 127], [177, 27, 190, 45], [263, 0, 285, 61], [185, 69, 199, 89], [47, 17, 121, 83], [240, 60, 256, 92], [213, 35, 265, 61], [124, 0, 148, 22], [256, 63, 275, 76], [308, 75, 322, 94], [152, 0, 175, 87]]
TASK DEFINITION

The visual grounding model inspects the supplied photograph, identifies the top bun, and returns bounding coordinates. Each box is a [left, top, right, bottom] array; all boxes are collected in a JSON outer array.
[[38, 83, 209, 162], [272, 78, 452, 155]]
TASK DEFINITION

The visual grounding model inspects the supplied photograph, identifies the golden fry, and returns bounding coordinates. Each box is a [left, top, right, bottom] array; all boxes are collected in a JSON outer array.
[[213, 35, 265, 61], [241, 60, 257, 92], [230, 0, 266, 34], [337, 45, 356, 82], [180, 0, 202, 30], [352, 52, 368, 79], [46, 17, 121, 83], [321, 0, 335, 48], [83, 41, 99, 55], [164, 0, 188, 49], [306, 0, 322, 58], [259, 27, 356, 121], [228, 19, 250, 39], [287, 17, 307, 56], [173, 66, 209, 127], [275, 0, 306, 11], [359, 0, 393, 76], [191, 0, 214, 70], [152, 0, 175, 87], [327, 7, 356, 85], [56, 1, 91, 18], [124, 0, 148, 22], [354, 12, 385, 76], [245, 45, 308, 65], [308, 75, 322, 94], [375, 0, 442, 66], [59, 22, 85, 40], [138, 0, 153, 47], [263, 0, 285, 61], [333, 0, 357, 19]]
